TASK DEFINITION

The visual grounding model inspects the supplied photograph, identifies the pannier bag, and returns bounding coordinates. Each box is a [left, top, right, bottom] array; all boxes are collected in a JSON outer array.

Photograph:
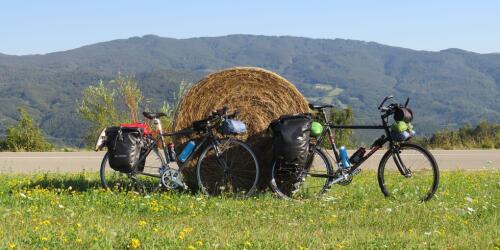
[[105, 126, 144, 173], [221, 119, 247, 135], [270, 113, 312, 166], [118, 122, 152, 171], [394, 107, 413, 123]]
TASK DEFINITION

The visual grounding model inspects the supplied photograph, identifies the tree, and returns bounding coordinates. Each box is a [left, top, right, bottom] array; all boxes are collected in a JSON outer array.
[[5, 107, 53, 152], [77, 75, 190, 147], [112, 74, 144, 122], [77, 80, 124, 146]]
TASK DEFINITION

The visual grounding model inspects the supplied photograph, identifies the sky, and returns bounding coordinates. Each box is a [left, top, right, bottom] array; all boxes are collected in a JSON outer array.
[[1, 0, 499, 55]]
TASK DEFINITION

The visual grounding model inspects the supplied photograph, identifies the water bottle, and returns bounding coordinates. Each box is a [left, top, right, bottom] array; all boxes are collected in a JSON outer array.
[[178, 141, 196, 162], [167, 143, 176, 162], [339, 146, 350, 169]]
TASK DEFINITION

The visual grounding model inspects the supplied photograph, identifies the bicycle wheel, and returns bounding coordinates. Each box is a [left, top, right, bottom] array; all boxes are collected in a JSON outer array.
[[196, 138, 259, 197], [378, 143, 439, 202], [270, 147, 334, 199], [100, 148, 164, 193]]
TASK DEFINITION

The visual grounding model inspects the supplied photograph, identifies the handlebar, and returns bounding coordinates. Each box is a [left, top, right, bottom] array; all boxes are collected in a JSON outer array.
[[378, 95, 394, 110], [378, 95, 410, 113]]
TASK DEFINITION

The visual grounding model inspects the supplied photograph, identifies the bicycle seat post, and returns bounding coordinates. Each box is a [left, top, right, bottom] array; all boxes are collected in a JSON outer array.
[[153, 118, 163, 134], [153, 118, 167, 148], [320, 109, 329, 123]]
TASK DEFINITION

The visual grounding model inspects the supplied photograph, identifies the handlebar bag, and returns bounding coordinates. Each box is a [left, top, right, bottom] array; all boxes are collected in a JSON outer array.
[[269, 113, 312, 166], [105, 126, 144, 173], [221, 119, 247, 135], [394, 107, 413, 122], [192, 119, 209, 132]]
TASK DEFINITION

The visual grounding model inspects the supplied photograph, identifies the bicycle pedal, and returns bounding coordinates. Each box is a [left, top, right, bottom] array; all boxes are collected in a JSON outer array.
[[351, 168, 362, 176]]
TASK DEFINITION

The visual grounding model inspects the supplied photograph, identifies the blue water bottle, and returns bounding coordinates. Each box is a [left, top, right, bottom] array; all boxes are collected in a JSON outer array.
[[178, 141, 196, 162], [339, 146, 350, 169]]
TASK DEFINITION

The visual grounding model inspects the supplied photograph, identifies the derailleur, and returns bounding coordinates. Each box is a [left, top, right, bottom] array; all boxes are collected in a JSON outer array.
[[160, 168, 187, 190]]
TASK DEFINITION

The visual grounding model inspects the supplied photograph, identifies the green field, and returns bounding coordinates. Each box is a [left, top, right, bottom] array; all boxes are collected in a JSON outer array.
[[1, 171, 498, 249]]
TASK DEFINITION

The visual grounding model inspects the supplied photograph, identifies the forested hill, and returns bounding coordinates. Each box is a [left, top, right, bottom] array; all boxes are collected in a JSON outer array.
[[0, 35, 499, 146]]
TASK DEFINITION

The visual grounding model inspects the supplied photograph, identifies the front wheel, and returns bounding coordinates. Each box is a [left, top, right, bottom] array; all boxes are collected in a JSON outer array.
[[270, 147, 334, 199], [378, 143, 439, 202], [196, 138, 259, 197]]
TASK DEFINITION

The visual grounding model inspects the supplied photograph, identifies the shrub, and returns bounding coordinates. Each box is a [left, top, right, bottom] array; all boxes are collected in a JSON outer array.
[[5, 107, 53, 152]]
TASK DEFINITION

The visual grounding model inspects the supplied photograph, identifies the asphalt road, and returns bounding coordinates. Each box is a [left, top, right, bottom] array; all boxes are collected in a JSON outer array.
[[0, 150, 498, 174]]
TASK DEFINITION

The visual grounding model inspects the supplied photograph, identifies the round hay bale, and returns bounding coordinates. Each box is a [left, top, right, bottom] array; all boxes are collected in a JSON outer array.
[[174, 67, 309, 189]]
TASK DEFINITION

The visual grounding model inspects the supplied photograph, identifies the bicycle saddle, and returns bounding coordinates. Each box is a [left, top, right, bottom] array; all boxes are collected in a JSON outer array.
[[143, 112, 167, 119], [308, 103, 334, 110]]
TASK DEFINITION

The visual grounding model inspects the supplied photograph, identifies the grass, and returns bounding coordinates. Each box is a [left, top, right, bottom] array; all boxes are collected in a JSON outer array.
[[0, 170, 498, 249]]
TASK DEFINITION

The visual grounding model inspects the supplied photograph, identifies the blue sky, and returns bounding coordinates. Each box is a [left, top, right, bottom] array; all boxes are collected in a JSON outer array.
[[1, 1, 499, 55]]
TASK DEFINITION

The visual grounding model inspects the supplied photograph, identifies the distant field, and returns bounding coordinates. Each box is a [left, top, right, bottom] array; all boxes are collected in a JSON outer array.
[[1, 170, 498, 249]]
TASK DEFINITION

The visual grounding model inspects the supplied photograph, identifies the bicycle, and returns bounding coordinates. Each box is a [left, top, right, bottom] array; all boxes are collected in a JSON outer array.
[[269, 96, 439, 201], [97, 107, 260, 197]]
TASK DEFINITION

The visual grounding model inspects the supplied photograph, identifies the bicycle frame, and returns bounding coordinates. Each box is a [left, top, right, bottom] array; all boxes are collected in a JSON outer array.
[[312, 109, 410, 177], [135, 119, 221, 178]]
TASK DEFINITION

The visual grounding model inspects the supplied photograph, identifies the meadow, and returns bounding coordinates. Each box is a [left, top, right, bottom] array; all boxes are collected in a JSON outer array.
[[0, 170, 498, 249]]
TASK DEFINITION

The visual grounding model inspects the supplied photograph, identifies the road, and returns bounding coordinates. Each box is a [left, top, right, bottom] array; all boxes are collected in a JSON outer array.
[[0, 150, 498, 173]]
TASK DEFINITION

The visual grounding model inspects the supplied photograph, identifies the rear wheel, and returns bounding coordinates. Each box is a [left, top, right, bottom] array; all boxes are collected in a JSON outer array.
[[270, 147, 334, 199], [196, 138, 259, 197], [378, 143, 439, 202]]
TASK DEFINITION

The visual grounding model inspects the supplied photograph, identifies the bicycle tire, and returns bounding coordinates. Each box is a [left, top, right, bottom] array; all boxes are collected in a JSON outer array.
[[377, 142, 439, 202], [270, 147, 334, 199], [196, 138, 259, 197]]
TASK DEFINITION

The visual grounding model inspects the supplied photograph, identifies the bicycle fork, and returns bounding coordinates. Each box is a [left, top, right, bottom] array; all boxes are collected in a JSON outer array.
[[391, 148, 412, 178]]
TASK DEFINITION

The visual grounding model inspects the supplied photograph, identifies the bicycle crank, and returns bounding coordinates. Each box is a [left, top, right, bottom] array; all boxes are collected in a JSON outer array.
[[161, 169, 187, 190]]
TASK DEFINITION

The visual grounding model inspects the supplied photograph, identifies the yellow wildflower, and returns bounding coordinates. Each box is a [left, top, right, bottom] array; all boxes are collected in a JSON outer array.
[[178, 226, 193, 240], [187, 245, 196, 250], [335, 243, 345, 249], [244, 241, 252, 247], [41, 237, 48, 241], [75, 238, 83, 244], [138, 220, 147, 227], [129, 238, 141, 249], [8, 243, 16, 249]]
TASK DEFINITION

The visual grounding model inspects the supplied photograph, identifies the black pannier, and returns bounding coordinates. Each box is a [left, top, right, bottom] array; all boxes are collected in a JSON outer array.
[[270, 113, 312, 166], [105, 126, 144, 173]]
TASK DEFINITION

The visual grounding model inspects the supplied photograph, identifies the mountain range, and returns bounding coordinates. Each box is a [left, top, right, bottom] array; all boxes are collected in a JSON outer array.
[[0, 34, 499, 146]]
